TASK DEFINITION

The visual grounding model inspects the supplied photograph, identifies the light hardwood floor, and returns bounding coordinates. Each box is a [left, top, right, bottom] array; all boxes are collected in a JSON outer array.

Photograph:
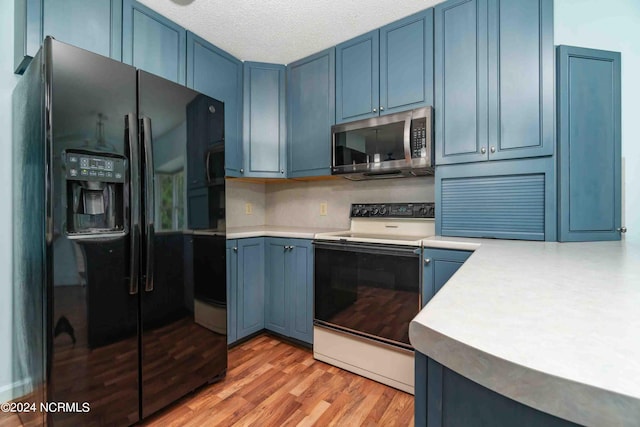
[[0, 334, 414, 426], [144, 334, 414, 426]]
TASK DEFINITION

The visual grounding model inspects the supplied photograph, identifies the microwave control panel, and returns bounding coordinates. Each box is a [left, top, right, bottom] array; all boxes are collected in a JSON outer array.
[[410, 117, 428, 159], [350, 202, 435, 218]]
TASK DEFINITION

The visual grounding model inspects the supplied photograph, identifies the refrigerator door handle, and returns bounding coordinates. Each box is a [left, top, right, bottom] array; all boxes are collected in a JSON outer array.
[[142, 116, 155, 292], [127, 113, 140, 295]]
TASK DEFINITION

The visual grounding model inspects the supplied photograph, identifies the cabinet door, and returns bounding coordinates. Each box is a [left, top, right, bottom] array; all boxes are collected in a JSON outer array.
[[265, 238, 288, 335], [422, 249, 472, 306], [243, 62, 287, 177], [122, 0, 186, 84], [487, 0, 553, 160], [287, 48, 335, 178], [186, 94, 224, 189], [380, 9, 434, 115], [434, 0, 488, 165], [15, 0, 122, 73], [236, 238, 265, 339], [287, 240, 313, 344], [335, 30, 380, 124], [187, 187, 209, 230], [557, 46, 622, 242], [187, 32, 244, 177], [226, 240, 237, 344]]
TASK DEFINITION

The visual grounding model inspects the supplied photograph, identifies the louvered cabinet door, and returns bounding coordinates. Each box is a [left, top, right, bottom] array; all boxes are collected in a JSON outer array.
[[435, 158, 557, 241]]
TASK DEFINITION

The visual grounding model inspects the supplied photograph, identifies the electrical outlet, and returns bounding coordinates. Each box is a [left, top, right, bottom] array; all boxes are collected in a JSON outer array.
[[320, 202, 328, 216], [245, 203, 253, 215]]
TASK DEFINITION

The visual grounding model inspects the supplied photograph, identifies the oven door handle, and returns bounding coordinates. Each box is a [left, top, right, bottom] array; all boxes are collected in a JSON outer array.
[[313, 240, 420, 256]]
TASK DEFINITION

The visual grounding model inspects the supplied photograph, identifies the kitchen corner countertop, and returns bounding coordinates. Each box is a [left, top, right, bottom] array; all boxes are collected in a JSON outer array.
[[226, 225, 345, 240], [410, 237, 640, 426]]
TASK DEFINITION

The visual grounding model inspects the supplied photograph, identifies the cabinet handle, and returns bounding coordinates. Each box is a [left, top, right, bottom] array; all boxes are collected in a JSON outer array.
[[290, 245, 295, 250], [480, 147, 486, 154], [380, 106, 384, 111], [490, 146, 496, 153], [617, 227, 627, 233], [373, 108, 377, 113], [284, 245, 289, 250], [281, 169, 284, 174], [240, 168, 244, 174], [233, 247, 238, 252], [424, 258, 431, 265]]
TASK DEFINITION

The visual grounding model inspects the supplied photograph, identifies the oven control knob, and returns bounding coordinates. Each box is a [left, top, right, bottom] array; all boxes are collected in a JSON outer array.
[[380, 207, 387, 216], [352, 207, 360, 216], [372, 208, 379, 216], [362, 209, 369, 216]]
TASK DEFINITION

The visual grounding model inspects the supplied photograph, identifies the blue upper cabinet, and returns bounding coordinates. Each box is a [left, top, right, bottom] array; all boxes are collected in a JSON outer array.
[[122, 0, 186, 85], [434, 0, 489, 165], [14, 0, 122, 74], [380, 9, 434, 115], [186, 32, 243, 176], [287, 48, 335, 178], [557, 46, 622, 242], [336, 11, 434, 124], [435, 0, 553, 165], [335, 30, 380, 124], [243, 62, 287, 178], [487, 0, 554, 160]]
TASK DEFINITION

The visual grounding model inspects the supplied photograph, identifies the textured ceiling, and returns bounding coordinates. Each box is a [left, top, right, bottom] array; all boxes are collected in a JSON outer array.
[[137, 0, 444, 64]]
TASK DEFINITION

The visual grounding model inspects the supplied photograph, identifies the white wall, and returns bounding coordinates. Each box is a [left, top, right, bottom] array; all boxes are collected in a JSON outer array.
[[225, 180, 267, 227], [555, 0, 640, 241], [0, 1, 20, 402], [226, 177, 434, 230]]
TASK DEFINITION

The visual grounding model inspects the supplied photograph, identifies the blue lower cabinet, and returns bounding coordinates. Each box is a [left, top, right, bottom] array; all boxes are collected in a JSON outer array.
[[122, 0, 186, 84], [265, 238, 313, 344], [265, 238, 288, 335], [422, 248, 472, 306], [227, 238, 265, 344], [415, 353, 580, 427], [557, 46, 622, 242], [15, 0, 122, 74], [287, 240, 313, 344]]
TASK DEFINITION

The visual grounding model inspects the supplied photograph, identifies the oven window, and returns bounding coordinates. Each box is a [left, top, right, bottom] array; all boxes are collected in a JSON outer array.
[[314, 245, 419, 347], [334, 121, 405, 167]]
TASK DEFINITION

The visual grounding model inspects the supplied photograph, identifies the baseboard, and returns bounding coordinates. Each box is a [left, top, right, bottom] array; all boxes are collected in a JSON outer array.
[[0, 377, 32, 403]]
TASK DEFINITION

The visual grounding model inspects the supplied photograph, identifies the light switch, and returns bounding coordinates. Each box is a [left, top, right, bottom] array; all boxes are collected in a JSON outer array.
[[245, 203, 253, 215], [320, 202, 328, 216]]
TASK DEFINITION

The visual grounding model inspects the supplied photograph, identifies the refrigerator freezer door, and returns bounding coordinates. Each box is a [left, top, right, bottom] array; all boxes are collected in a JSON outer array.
[[48, 39, 140, 426], [137, 71, 227, 419]]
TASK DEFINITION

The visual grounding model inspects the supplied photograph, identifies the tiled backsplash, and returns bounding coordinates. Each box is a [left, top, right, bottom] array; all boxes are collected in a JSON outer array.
[[226, 177, 435, 229]]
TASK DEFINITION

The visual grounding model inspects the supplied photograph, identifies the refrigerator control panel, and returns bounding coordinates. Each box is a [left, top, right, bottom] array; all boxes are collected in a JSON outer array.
[[64, 151, 126, 183]]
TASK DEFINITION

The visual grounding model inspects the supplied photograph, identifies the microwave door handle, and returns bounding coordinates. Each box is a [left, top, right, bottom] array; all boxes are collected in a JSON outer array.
[[403, 114, 412, 162], [206, 149, 212, 185]]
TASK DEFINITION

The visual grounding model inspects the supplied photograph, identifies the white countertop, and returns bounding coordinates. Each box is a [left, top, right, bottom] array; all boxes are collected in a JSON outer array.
[[226, 225, 345, 240], [410, 237, 640, 427]]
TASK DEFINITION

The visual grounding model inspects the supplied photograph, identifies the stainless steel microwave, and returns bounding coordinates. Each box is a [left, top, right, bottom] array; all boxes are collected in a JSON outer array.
[[331, 106, 433, 180]]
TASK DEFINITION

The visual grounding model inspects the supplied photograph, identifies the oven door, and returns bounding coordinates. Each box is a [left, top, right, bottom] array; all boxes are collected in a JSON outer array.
[[313, 240, 421, 349]]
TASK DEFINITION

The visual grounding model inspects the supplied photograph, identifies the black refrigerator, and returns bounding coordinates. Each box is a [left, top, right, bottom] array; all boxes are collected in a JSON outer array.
[[12, 38, 228, 426]]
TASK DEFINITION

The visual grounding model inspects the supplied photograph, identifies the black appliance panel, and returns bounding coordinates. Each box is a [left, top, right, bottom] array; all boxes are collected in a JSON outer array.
[[138, 70, 227, 419], [314, 241, 420, 348]]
